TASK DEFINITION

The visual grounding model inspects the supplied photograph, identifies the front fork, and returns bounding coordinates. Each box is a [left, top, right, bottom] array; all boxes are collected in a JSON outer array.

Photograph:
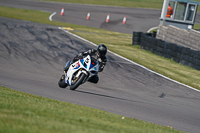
[[64, 61, 71, 76], [64, 61, 71, 70]]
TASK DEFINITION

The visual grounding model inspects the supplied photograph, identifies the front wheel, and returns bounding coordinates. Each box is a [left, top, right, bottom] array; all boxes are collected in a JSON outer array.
[[58, 75, 68, 88], [70, 73, 86, 90]]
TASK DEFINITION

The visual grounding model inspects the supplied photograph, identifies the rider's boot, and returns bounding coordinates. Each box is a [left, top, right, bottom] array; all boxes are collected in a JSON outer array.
[[63, 61, 71, 73], [61, 74, 65, 80], [88, 75, 99, 84]]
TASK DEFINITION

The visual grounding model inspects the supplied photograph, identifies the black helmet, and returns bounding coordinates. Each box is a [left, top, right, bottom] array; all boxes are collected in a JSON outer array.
[[97, 44, 107, 57]]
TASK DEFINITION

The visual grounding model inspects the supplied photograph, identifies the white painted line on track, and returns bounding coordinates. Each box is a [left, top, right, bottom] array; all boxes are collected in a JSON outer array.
[[49, 12, 56, 21], [147, 26, 158, 33], [58, 27, 200, 93]]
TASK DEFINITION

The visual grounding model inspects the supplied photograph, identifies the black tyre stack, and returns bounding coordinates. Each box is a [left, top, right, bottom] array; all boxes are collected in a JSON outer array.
[[132, 32, 142, 45]]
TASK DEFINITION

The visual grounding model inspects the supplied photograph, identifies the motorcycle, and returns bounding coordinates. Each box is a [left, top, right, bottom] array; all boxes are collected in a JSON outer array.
[[58, 55, 99, 90]]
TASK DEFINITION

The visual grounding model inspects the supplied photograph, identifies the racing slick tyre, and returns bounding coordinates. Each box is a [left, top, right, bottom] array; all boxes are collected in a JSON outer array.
[[58, 74, 68, 88], [70, 73, 86, 90]]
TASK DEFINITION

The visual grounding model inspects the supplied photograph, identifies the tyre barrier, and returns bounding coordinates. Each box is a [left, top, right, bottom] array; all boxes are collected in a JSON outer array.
[[132, 32, 142, 45], [132, 32, 200, 70]]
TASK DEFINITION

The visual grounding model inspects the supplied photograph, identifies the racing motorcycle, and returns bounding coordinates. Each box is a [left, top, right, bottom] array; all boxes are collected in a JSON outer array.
[[58, 55, 99, 90]]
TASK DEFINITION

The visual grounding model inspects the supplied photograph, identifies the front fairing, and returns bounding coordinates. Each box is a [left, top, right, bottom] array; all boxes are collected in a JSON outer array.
[[65, 55, 98, 85]]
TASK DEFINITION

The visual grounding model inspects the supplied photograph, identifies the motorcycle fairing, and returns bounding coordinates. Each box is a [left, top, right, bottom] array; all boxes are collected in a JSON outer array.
[[65, 55, 98, 86]]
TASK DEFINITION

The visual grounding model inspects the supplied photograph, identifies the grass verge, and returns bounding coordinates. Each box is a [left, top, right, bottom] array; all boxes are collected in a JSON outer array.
[[0, 86, 183, 133]]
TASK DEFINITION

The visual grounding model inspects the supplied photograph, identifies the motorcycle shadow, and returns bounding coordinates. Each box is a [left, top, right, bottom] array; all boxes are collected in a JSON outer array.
[[74, 90, 133, 102]]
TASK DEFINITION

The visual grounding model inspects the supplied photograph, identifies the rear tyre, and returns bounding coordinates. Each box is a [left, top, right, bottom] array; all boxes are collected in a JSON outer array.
[[58, 75, 68, 88], [70, 73, 86, 90]]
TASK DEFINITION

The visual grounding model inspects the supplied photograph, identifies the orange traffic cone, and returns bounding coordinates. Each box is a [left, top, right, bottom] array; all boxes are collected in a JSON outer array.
[[60, 8, 64, 16], [86, 12, 90, 20], [122, 16, 126, 24], [106, 14, 110, 22]]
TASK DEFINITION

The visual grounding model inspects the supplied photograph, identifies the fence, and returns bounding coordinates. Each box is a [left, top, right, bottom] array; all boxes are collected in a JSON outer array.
[[132, 28, 200, 70]]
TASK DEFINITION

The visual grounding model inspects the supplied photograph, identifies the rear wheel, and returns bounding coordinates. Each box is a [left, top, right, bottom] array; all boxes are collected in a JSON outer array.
[[70, 73, 86, 90], [58, 75, 68, 88]]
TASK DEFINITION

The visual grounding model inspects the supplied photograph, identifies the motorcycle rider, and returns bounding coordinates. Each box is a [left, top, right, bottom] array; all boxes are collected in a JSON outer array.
[[63, 44, 107, 84]]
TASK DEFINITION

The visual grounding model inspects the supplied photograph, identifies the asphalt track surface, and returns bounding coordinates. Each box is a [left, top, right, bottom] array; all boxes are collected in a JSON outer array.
[[1, 1, 200, 133]]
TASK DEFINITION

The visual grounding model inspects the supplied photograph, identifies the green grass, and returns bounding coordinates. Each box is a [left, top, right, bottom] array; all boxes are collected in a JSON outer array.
[[0, 86, 183, 133], [0, 6, 87, 29]]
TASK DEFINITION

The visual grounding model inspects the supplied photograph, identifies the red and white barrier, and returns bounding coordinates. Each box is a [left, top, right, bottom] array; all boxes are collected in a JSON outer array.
[[106, 14, 110, 22], [60, 8, 64, 16], [86, 12, 90, 20], [122, 16, 126, 24]]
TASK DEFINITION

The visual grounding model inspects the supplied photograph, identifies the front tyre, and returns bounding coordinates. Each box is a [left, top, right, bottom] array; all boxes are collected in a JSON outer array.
[[70, 73, 86, 90], [58, 75, 68, 88]]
